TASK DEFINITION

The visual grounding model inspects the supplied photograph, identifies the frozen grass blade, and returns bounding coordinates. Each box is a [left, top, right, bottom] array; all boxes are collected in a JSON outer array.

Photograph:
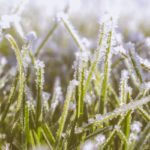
[[25, 101, 30, 148], [5, 34, 24, 111], [82, 23, 104, 102], [35, 60, 45, 126], [127, 43, 143, 84], [57, 80, 75, 143], [35, 23, 58, 57], [41, 123, 55, 145], [99, 30, 112, 114], [61, 13, 85, 52], [1, 74, 18, 122], [120, 70, 129, 105], [82, 95, 150, 128]]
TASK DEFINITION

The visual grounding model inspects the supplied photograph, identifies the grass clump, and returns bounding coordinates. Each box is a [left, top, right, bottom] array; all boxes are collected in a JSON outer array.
[[1, 1, 150, 150]]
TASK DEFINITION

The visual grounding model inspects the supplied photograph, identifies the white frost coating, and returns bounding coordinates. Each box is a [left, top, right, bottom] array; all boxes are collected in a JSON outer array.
[[86, 95, 150, 126], [99, 12, 118, 35], [95, 114, 102, 121], [88, 118, 95, 124], [145, 37, 150, 48], [51, 101, 58, 111], [96, 134, 106, 145], [126, 42, 144, 83], [137, 55, 150, 70], [131, 121, 142, 133], [69, 102, 76, 110], [35, 59, 45, 89], [24, 31, 37, 44], [0, 57, 7, 66], [119, 70, 129, 105], [113, 45, 126, 56], [75, 51, 89, 63], [25, 84, 33, 101], [71, 79, 79, 86], [81, 141, 96, 150], [60, 12, 85, 52], [129, 133, 138, 141], [52, 77, 63, 103], [42, 92, 51, 101], [82, 37, 91, 49]]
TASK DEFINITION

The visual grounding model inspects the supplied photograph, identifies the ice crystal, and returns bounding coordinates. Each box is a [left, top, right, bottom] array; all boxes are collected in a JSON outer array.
[[69, 102, 76, 111], [96, 134, 106, 145], [24, 31, 37, 44], [129, 133, 138, 141], [81, 141, 96, 150], [88, 118, 95, 124], [131, 121, 142, 133]]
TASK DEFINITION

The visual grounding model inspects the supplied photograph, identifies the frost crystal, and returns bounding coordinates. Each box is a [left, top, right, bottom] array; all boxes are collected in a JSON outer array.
[[95, 114, 102, 121], [119, 70, 129, 104], [24, 31, 37, 44], [52, 77, 63, 102], [75, 51, 89, 63], [42, 92, 51, 101], [131, 121, 142, 133], [88, 118, 95, 124], [69, 102, 76, 110], [99, 12, 118, 35], [81, 141, 96, 150], [51, 101, 58, 111], [145, 37, 150, 47], [0, 57, 7, 66], [129, 133, 138, 141], [82, 38, 91, 49], [96, 134, 106, 145], [113, 45, 126, 56], [138, 55, 150, 70], [71, 79, 79, 86]]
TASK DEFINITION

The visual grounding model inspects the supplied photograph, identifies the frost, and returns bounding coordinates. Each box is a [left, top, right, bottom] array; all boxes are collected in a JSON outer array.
[[131, 121, 142, 133], [129, 133, 138, 141], [75, 51, 89, 63], [81, 141, 96, 150], [2, 143, 10, 150], [25, 85, 33, 101], [35, 60, 45, 89], [52, 77, 63, 103], [51, 101, 58, 111], [69, 102, 76, 110], [70, 79, 79, 86], [145, 37, 150, 47], [88, 118, 95, 124], [95, 114, 102, 121], [42, 92, 51, 102], [137, 55, 150, 70], [119, 70, 129, 104], [75, 127, 83, 134], [126, 42, 144, 83], [96, 134, 106, 145], [99, 12, 118, 35], [82, 38, 91, 49], [113, 45, 126, 56], [24, 31, 37, 44], [0, 57, 7, 66]]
